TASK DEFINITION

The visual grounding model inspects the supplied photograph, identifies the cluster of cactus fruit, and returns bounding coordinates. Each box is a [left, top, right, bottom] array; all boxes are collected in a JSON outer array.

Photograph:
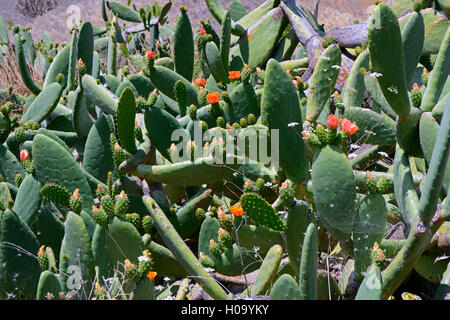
[[0, 0, 448, 300]]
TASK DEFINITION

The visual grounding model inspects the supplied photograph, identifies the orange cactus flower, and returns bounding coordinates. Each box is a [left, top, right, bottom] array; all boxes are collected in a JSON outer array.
[[199, 27, 206, 35], [147, 271, 157, 281], [341, 118, 358, 136], [228, 71, 241, 80], [206, 92, 220, 104], [194, 78, 206, 87], [230, 205, 244, 217], [327, 115, 339, 130]]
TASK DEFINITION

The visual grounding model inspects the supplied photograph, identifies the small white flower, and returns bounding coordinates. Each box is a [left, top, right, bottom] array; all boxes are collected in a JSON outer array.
[[369, 72, 382, 78], [163, 277, 171, 282], [264, 182, 273, 187], [253, 246, 260, 253], [288, 122, 300, 127], [204, 268, 215, 273], [378, 152, 388, 157], [138, 255, 149, 262], [332, 65, 342, 69], [388, 86, 398, 94]]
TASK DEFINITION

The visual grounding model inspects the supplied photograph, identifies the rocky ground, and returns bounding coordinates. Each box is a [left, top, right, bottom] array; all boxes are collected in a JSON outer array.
[[1, 0, 375, 43]]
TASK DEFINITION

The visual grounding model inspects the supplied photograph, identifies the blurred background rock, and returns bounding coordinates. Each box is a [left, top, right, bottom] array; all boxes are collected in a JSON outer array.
[[1, 0, 375, 43]]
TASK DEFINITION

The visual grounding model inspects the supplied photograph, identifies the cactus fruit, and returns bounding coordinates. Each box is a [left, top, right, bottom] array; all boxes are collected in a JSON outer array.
[[114, 191, 129, 217]]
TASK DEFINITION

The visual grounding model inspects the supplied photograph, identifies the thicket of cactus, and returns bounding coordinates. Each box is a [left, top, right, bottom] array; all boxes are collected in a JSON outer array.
[[0, 0, 448, 300]]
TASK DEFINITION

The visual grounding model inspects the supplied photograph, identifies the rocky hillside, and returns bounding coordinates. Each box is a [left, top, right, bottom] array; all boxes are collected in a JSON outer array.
[[1, 0, 375, 43]]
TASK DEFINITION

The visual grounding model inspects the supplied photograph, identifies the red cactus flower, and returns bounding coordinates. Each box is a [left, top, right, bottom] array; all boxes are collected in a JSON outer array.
[[327, 115, 339, 130], [230, 205, 244, 217], [194, 78, 206, 87], [146, 50, 156, 60], [20, 149, 29, 162], [341, 119, 358, 136], [33, 75, 38, 82], [199, 27, 206, 35], [228, 71, 241, 80], [206, 92, 220, 104]]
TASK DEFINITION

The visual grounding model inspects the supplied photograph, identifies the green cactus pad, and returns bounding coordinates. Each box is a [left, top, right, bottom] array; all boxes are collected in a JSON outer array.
[[59, 212, 95, 297], [353, 194, 387, 275], [306, 45, 342, 123], [77, 21, 94, 76], [222, 82, 259, 125], [32, 134, 93, 212], [44, 41, 71, 89], [393, 146, 419, 230], [82, 75, 118, 115], [401, 12, 425, 87], [0, 209, 41, 299], [299, 223, 318, 300], [419, 112, 450, 190], [143, 195, 228, 300], [220, 10, 232, 72], [261, 58, 308, 184], [355, 264, 382, 300], [21, 83, 63, 124], [270, 274, 302, 300], [342, 50, 369, 108], [399, 8, 449, 56], [117, 87, 137, 154], [34, 204, 65, 259], [107, 0, 141, 22], [205, 41, 229, 84], [83, 114, 115, 183], [420, 26, 450, 112], [368, 3, 411, 117], [231, 224, 285, 257], [232, 7, 288, 69], [311, 145, 357, 243], [250, 244, 283, 297], [12, 174, 42, 225], [72, 87, 94, 138], [396, 107, 423, 157], [0, 144, 25, 184], [343, 107, 396, 146], [240, 193, 286, 231], [287, 200, 313, 276], [106, 217, 145, 266], [146, 66, 199, 107], [14, 31, 41, 95], [36, 271, 62, 300], [174, 8, 194, 81], [144, 106, 186, 160]]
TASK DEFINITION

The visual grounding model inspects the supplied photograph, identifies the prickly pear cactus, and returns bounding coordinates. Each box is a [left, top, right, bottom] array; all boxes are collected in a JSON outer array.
[[0, 0, 448, 301]]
